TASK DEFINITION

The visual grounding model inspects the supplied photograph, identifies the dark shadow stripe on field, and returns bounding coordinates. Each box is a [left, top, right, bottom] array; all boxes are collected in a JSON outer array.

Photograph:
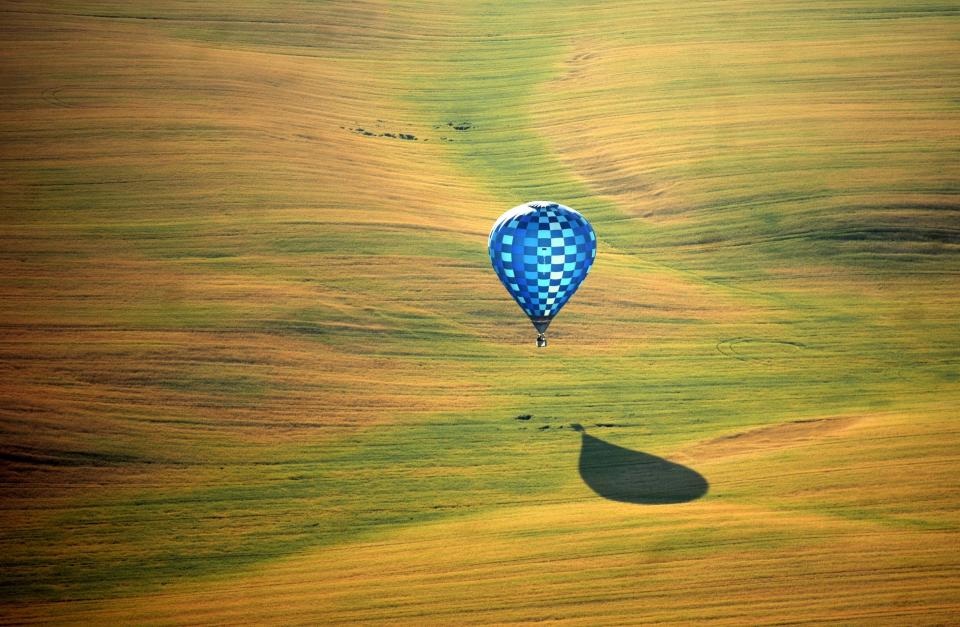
[[573, 425, 708, 504]]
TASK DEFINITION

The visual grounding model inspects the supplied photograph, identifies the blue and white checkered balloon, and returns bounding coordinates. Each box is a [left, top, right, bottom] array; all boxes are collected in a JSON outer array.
[[488, 201, 596, 346]]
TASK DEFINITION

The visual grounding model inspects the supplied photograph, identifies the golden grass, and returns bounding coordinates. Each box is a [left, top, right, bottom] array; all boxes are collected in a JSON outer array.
[[1, 0, 958, 623], [19, 408, 951, 625]]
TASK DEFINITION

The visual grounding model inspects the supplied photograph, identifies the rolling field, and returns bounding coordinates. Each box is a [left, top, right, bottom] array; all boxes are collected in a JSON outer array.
[[1, 0, 959, 623]]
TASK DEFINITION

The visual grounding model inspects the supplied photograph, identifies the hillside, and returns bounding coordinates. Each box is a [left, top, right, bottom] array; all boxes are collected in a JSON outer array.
[[1, 1, 958, 623]]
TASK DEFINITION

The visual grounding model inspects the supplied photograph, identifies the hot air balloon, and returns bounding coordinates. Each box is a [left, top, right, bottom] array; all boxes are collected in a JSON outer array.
[[488, 201, 596, 347]]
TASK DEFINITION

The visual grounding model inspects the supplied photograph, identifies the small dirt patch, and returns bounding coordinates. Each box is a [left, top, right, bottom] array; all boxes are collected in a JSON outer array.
[[716, 338, 805, 362]]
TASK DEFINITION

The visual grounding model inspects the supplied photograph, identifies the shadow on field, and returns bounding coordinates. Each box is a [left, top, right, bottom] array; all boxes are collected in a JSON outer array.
[[572, 425, 708, 504]]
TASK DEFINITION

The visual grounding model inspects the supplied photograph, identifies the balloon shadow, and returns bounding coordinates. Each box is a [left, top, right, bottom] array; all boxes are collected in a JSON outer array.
[[572, 425, 708, 504]]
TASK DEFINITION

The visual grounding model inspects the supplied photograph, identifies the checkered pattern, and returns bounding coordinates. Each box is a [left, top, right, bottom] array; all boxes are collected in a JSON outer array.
[[488, 201, 596, 321]]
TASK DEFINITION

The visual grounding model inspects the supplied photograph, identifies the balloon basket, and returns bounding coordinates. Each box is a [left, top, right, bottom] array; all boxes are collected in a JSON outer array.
[[537, 334, 547, 348]]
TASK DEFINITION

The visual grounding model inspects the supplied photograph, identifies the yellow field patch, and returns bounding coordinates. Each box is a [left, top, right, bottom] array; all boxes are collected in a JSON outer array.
[[1, 0, 958, 622]]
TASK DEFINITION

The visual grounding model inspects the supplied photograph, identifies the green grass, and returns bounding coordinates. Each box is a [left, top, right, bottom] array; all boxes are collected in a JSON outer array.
[[1, 0, 958, 622]]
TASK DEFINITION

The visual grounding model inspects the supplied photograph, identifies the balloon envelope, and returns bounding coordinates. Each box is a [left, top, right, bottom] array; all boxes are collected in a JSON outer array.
[[488, 201, 596, 338]]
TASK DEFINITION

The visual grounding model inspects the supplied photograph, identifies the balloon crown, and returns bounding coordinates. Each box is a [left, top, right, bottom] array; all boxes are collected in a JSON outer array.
[[528, 201, 559, 210]]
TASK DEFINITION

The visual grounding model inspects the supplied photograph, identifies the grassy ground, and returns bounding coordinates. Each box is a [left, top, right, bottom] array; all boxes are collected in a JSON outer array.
[[1, 0, 958, 623]]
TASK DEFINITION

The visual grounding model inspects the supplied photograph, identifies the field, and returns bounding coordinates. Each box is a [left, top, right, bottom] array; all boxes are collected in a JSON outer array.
[[1, 0, 959, 623]]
